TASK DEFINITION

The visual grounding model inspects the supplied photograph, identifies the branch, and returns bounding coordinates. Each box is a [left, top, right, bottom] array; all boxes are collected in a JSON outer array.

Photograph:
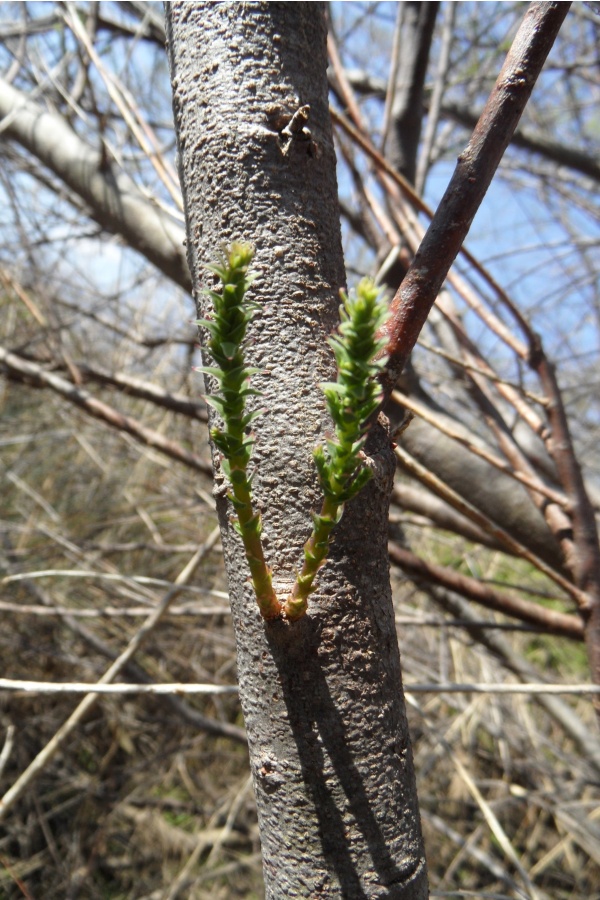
[[0, 679, 238, 695], [0, 529, 220, 821], [57, 360, 207, 421], [2, 677, 598, 696], [0, 345, 212, 475], [391, 483, 504, 551], [338, 64, 600, 186], [0, 77, 191, 292], [441, 99, 600, 186], [394, 444, 585, 607], [380, 1, 571, 395], [381, 1, 439, 182], [392, 388, 569, 511], [389, 541, 584, 642], [530, 340, 600, 695]]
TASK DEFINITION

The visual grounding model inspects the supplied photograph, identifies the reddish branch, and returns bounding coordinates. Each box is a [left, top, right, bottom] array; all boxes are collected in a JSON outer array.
[[381, 0, 600, 707], [529, 341, 600, 692], [389, 542, 584, 642], [379, 1, 571, 395]]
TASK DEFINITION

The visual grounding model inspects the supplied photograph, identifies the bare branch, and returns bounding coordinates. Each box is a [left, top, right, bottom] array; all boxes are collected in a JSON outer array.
[[381, 2, 571, 393], [441, 99, 600, 186], [389, 541, 584, 642], [0, 345, 212, 475], [1, 678, 598, 697], [0, 528, 221, 821], [0, 76, 190, 291]]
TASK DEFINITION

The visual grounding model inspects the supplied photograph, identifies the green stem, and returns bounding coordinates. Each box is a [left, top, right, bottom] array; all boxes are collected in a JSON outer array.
[[198, 243, 281, 620], [227, 462, 281, 619], [284, 277, 389, 621], [284, 496, 342, 620]]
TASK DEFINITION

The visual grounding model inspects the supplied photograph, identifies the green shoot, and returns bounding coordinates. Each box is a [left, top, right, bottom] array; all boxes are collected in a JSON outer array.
[[196, 243, 281, 619], [284, 278, 389, 621]]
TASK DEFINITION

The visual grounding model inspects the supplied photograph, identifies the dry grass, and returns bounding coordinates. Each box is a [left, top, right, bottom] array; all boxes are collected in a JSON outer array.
[[0, 385, 599, 900]]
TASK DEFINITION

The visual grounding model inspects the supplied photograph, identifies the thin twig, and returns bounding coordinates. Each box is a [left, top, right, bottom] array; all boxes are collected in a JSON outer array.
[[0, 600, 229, 617], [380, 1, 571, 394], [0, 345, 212, 475], [2, 569, 216, 589], [416, 336, 547, 407], [0, 527, 221, 822], [64, 3, 183, 207], [0, 680, 238, 695], [394, 445, 587, 608], [1, 680, 597, 696], [0, 727, 15, 779], [392, 388, 568, 509]]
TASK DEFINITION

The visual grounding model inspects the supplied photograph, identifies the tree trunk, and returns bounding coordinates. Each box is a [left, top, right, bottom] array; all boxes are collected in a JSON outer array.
[[385, 1, 439, 184], [165, 4, 428, 898]]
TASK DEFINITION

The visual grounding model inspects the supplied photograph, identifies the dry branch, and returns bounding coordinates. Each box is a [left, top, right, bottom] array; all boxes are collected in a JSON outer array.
[[389, 542, 583, 642], [0, 75, 190, 290], [1, 679, 598, 696], [0, 528, 220, 821], [380, 1, 571, 392], [0, 345, 212, 475]]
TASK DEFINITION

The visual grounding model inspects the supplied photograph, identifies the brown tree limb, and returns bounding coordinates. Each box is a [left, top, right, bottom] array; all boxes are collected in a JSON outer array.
[[389, 542, 583, 642], [0, 346, 212, 476], [380, 1, 571, 395], [330, 106, 431, 219], [54, 361, 207, 421], [436, 263, 600, 696], [530, 340, 600, 697]]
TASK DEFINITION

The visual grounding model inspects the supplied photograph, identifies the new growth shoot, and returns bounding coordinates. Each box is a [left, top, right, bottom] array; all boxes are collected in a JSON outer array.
[[283, 279, 389, 620], [196, 243, 280, 619], [197, 245, 388, 622]]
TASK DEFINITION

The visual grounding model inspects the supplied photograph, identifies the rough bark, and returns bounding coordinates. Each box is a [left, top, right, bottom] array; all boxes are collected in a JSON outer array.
[[165, 4, 427, 898]]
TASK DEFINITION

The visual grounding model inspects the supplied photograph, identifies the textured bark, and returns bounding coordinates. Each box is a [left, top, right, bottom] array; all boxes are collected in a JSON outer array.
[[165, 3, 427, 897]]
